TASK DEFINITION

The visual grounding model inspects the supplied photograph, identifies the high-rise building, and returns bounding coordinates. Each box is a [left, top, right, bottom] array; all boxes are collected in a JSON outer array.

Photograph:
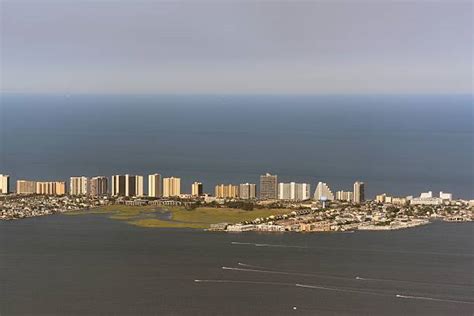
[[111, 175, 126, 196], [314, 182, 335, 201], [278, 182, 311, 201], [16, 180, 37, 194], [191, 182, 203, 196], [136, 175, 144, 197], [36, 181, 66, 195], [259, 173, 277, 200], [89, 176, 108, 196], [70, 176, 88, 195], [353, 181, 365, 203], [439, 191, 453, 200], [336, 190, 353, 202], [112, 174, 143, 197], [215, 184, 239, 199], [148, 174, 162, 198], [163, 177, 181, 197], [239, 183, 256, 200], [0, 174, 10, 194]]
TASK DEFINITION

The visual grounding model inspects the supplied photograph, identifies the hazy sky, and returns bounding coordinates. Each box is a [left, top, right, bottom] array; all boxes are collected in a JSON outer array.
[[1, 0, 472, 94]]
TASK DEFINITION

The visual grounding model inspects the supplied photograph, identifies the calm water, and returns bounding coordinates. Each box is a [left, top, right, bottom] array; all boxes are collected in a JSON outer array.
[[0, 94, 473, 198], [0, 215, 473, 315]]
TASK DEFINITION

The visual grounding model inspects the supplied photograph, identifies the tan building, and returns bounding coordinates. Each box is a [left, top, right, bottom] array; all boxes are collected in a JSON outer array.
[[36, 181, 66, 195], [191, 182, 203, 196], [353, 181, 365, 204], [0, 174, 10, 194], [148, 173, 162, 197], [336, 190, 353, 202], [70, 176, 88, 195], [215, 184, 239, 199], [259, 173, 278, 200], [163, 177, 181, 197], [16, 180, 37, 194]]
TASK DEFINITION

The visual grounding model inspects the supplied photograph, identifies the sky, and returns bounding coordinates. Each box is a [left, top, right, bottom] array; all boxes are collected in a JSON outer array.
[[1, 0, 472, 94]]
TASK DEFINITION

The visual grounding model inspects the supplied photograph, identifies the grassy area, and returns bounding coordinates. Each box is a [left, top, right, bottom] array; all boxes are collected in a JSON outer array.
[[66, 204, 292, 229]]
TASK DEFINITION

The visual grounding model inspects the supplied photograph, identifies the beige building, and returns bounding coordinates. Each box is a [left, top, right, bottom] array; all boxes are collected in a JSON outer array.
[[259, 173, 278, 200], [336, 190, 353, 202], [163, 177, 181, 197], [70, 176, 88, 195], [0, 174, 10, 194], [215, 184, 239, 199], [148, 173, 162, 197], [36, 181, 66, 195], [353, 181, 365, 204], [16, 180, 37, 194], [191, 182, 203, 196], [111, 174, 143, 197]]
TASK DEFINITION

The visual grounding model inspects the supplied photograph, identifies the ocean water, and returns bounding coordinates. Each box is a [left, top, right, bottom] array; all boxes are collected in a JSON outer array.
[[0, 94, 472, 198], [0, 215, 472, 315]]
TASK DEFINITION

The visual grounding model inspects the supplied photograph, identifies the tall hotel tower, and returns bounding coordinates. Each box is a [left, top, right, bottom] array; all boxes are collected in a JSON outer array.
[[163, 177, 181, 197], [70, 176, 88, 195], [112, 174, 143, 197], [148, 174, 162, 198], [191, 182, 203, 197], [89, 176, 108, 196], [0, 174, 10, 194], [259, 173, 278, 200], [239, 183, 256, 199], [353, 181, 365, 204]]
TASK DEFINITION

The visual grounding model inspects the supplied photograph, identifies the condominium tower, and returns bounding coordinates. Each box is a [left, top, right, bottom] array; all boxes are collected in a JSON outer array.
[[215, 184, 239, 199], [148, 173, 162, 198], [70, 176, 88, 195], [278, 182, 311, 201], [191, 182, 203, 196], [353, 181, 365, 203], [36, 181, 66, 195], [259, 173, 278, 200], [163, 177, 181, 197], [239, 183, 256, 200], [336, 190, 353, 202], [89, 176, 108, 196], [314, 182, 335, 201], [0, 174, 10, 194], [16, 180, 37, 194], [111, 174, 143, 197]]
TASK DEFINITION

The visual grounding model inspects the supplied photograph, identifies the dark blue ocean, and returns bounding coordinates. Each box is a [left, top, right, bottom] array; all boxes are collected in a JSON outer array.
[[0, 94, 472, 199]]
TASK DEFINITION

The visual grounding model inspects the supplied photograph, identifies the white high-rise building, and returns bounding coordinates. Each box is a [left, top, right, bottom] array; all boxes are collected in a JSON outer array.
[[420, 191, 433, 199], [314, 182, 334, 201], [163, 177, 181, 197], [278, 182, 311, 200], [0, 174, 10, 194], [148, 174, 162, 197], [439, 191, 452, 200], [70, 176, 88, 195]]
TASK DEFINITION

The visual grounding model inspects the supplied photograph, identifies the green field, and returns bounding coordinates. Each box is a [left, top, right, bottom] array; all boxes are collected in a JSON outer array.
[[66, 205, 291, 229]]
